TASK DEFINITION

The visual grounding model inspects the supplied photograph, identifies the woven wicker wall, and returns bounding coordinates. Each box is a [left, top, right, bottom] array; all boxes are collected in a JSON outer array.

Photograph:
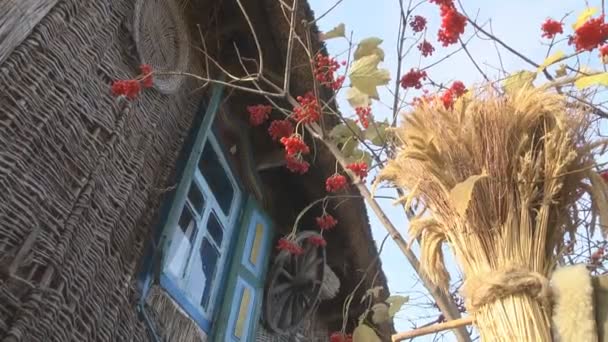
[[0, 1, 203, 341], [255, 315, 330, 342]]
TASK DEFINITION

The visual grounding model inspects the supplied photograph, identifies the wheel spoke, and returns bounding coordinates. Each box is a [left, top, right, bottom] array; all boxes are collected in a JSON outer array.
[[279, 268, 293, 280], [279, 293, 294, 328], [271, 282, 291, 297]]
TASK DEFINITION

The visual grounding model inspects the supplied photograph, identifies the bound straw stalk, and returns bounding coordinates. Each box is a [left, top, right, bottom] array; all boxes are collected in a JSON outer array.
[[379, 86, 608, 341]]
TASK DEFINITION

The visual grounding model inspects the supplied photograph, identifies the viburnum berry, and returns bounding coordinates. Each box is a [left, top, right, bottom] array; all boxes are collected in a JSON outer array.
[[330, 332, 353, 342], [246, 104, 272, 126], [346, 162, 368, 180], [268, 119, 294, 141], [418, 40, 435, 57], [280, 134, 310, 155], [400, 69, 427, 89], [111, 79, 141, 100], [437, 5, 467, 46], [277, 238, 304, 255], [285, 154, 310, 174], [440, 81, 467, 109], [308, 235, 327, 247], [541, 18, 563, 39], [450, 81, 467, 97], [601, 45, 608, 62], [314, 54, 345, 90], [570, 17, 608, 52], [429, 0, 454, 6], [316, 214, 338, 230], [325, 174, 348, 192], [411, 89, 435, 107], [293, 92, 321, 124], [140, 64, 154, 88], [355, 106, 372, 128], [410, 15, 427, 33]]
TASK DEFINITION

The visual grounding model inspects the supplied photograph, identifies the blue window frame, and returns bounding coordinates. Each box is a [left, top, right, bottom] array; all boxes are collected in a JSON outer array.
[[138, 83, 244, 332]]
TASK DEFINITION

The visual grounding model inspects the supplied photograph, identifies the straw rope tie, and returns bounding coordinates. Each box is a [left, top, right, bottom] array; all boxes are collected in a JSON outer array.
[[461, 268, 551, 311]]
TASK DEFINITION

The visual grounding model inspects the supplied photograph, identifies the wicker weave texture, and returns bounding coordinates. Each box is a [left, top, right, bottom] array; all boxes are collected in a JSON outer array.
[[0, 0, 201, 341]]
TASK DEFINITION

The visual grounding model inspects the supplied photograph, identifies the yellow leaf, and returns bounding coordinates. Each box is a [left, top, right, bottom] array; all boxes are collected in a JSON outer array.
[[574, 72, 608, 89], [538, 51, 565, 72], [386, 295, 409, 317], [572, 7, 598, 30], [353, 324, 381, 342], [349, 54, 391, 99], [502, 70, 536, 93], [449, 173, 487, 216], [320, 23, 345, 40], [354, 37, 385, 61], [345, 87, 371, 108]]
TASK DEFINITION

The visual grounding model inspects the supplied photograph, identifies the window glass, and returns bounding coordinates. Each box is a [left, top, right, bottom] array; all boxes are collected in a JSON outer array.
[[198, 141, 234, 216], [200, 237, 219, 309], [177, 205, 197, 244], [207, 211, 224, 246], [188, 182, 205, 214]]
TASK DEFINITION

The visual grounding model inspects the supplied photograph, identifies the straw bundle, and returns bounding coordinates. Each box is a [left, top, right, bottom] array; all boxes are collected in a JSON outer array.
[[379, 85, 607, 341]]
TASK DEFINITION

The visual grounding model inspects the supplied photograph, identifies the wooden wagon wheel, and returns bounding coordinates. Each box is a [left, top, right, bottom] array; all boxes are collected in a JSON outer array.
[[263, 231, 326, 334]]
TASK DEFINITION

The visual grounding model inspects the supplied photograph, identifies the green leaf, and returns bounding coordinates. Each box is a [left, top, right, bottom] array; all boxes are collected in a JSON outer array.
[[342, 139, 360, 158], [386, 295, 409, 317], [349, 54, 391, 99], [502, 70, 536, 93], [574, 72, 608, 89], [573, 7, 598, 30], [353, 324, 381, 342], [329, 119, 362, 143], [449, 173, 488, 216], [537, 51, 565, 72], [321, 23, 346, 40], [346, 87, 371, 109], [354, 37, 385, 61], [365, 120, 390, 146]]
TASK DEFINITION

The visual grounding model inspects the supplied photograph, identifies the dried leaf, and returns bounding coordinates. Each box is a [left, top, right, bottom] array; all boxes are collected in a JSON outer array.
[[503, 70, 536, 93], [555, 64, 568, 78], [353, 324, 381, 342], [538, 51, 565, 72], [346, 87, 371, 109], [589, 171, 608, 237], [573, 7, 598, 30], [449, 173, 488, 216], [349, 54, 391, 99], [371, 303, 390, 324], [320, 23, 346, 40], [574, 72, 608, 89], [386, 295, 409, 317], [354, 37, 385, 61]]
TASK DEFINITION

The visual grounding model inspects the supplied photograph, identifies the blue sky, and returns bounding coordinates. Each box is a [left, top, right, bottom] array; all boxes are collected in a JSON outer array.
[[307, 0, 598, 340]]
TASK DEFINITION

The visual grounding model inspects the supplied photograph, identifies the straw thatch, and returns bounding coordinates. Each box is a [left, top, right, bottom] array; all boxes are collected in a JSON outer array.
[[0, 0, 390, 340], [380, 85, 605, 340]]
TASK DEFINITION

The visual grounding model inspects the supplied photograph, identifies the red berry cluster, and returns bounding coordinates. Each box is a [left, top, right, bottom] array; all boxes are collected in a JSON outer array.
[[285, 154, 310, 174], [346, 162, 368, 181], [590, 245, 606, 267], [570, 17, 608, 52], [316, 214, 338, 230], [440, 81, 467, 109], [601, 170, 608, 182], [280, 134, 310, 155], [412, 89, 435, 107], [410, 15, 427, 33], [293, 92, 321, 124], [325, 174, 348, 192], [330, 332, 353, 342], [418, 40, 435, 57], [434, 1, 467, 47], [111, 64, 154, 100], [541, 18, 563, 39], [355, 106, 372, 128], [400, 68, 427, 89], [246, 104, 272, 126], [268, 119, 294, 141], [314, 53, 346, 90], [308, 235, 327, 247], [277, 238, 304, 255], [601, 45, 608, 59]]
